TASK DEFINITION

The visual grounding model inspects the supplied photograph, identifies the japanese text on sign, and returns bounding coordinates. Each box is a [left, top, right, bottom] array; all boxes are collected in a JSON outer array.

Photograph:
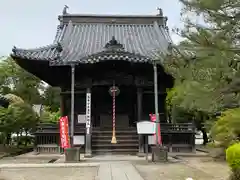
[[59, 116, 70, 148], [86, 93, 91, 134]]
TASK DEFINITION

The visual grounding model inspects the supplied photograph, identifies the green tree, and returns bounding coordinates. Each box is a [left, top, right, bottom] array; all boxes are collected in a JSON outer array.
[[39, 106, 60, 124], [0, 107, 15, 145], [42, 86, 61, 112], [10, 103, 39, 146], [210, 108, 240, 148], [164, 0, 240, 145], [0, 57, 43, 104]]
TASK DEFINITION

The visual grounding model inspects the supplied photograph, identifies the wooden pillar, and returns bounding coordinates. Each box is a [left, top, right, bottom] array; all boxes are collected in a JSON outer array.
[[137, 87, 144, 157], [60, 93, 65, 116], [85, 88, 92, 157], [191, 122, 196, 152], [59, 93, 64, 154], [159, 93, 167, 123]]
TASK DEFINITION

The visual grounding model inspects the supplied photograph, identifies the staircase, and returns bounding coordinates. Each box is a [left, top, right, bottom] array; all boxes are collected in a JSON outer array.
[[92, 127, 139, 155]]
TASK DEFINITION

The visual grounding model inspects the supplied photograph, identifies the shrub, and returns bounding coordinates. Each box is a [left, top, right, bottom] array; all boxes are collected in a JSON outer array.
[[226, 143, 240, 180], [39, 107, 60, 124], [210, 108, 240, 148]]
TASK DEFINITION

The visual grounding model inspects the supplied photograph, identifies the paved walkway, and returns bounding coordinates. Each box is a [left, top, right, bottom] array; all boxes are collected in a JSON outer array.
[[0, 162, 144, 180], [96, 162, 144, 180], [0, 154, 228, 180], [0, 154, 146, 180]]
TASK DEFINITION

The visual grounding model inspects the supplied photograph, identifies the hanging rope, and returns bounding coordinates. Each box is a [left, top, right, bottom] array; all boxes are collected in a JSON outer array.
[[113, 88, 116, 130], [111, 85, 117, 144]]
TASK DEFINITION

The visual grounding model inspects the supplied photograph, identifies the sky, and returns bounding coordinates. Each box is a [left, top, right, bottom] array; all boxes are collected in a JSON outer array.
[[0, 0, 183, 56]]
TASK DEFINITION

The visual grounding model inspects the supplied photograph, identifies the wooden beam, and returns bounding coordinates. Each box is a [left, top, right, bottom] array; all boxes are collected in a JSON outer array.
[[60, 90, 86, 95], [143, 90, 166, 94]]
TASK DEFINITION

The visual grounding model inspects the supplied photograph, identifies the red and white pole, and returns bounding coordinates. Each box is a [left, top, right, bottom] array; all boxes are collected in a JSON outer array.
[[111, 86, 117, 144]]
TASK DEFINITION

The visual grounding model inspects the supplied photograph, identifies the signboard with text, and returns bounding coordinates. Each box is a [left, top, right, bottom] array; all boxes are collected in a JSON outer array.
[[86, 92, 91, 134], [59, 116, 70, 149]]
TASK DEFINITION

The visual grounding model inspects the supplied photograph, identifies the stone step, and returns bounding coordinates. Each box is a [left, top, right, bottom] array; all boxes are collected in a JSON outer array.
[[92, 139, 138, 143], [91, 127, 139, 154], [92, 143, 138, 148], [93, 127, 136, 130], [92, 135, 138, 140], [92, 149, 138, 155], [92, 130, 137, 134]]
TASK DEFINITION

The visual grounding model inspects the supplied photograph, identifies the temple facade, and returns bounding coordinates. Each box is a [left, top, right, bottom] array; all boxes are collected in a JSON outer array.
[[10, 8, 195, 156]]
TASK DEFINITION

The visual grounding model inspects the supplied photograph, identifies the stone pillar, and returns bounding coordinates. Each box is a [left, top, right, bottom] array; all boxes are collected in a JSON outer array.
[[85, 88, 92, 157], [137, 88, 144, 157]]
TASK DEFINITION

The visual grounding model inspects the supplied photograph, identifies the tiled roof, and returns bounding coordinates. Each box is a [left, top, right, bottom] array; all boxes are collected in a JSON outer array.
[[11, 14, 172, 66], [12, 44, 61, 61]]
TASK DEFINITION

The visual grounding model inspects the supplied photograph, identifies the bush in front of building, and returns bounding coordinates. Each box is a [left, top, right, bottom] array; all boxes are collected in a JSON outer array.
[[210, 108, 240, 149], [226, 143, 240, 180]]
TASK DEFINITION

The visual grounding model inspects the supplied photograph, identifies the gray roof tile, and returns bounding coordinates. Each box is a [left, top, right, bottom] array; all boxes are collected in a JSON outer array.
[[11, 15, 172, 66]]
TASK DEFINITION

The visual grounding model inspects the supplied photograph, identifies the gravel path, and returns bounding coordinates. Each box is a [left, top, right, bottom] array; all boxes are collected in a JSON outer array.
[[0, 154, 230, 180], [0, 167, 98, 180], [134, 156, 230, 180]]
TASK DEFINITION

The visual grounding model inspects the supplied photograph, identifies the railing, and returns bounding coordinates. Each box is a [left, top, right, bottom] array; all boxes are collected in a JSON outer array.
[[34, 122, 195, 153], [36, 122, 195, 133], [154, 123, 195, 152], [34, 123, 85, 153], [160, 123, 195, 133], [35, 123, 86, 134], [35, 123, 59, 134]]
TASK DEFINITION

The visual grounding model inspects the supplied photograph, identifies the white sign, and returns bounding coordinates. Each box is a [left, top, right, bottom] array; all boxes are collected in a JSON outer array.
[[137, 121, 156, 134], [148, 135, 155, 145], [73, 135, 85, 145], [86, 92, 91, 134], [78, 114, 86, 123]]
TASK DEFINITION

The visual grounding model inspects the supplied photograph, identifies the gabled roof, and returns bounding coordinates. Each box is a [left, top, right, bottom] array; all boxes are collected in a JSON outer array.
[[11, 13, 172, 66]]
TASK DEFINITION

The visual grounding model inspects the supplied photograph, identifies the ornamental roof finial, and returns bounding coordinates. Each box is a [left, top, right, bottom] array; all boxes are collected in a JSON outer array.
[[157, 7, 163, 16], [62, 5, 69, 15], [12, 46, 17, 54]]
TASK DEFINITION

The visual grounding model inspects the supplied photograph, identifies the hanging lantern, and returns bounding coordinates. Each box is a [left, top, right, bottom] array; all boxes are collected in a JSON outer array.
[[108, 86, 120, 96]]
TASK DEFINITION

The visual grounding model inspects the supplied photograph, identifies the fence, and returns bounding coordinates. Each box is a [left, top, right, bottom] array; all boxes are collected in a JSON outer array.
[[34, 122, 195, 154], [34, 123, 85, 153], [34, 123, 62, 153], [148, 123, 195, 152]]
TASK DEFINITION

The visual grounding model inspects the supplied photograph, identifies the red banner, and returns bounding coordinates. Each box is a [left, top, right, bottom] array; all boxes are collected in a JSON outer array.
[[59, 116, 70, 149], [149, 114, 162, 145]]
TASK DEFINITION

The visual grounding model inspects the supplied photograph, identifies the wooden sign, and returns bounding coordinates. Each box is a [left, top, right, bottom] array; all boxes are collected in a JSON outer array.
[[59, 116, 70, 148]]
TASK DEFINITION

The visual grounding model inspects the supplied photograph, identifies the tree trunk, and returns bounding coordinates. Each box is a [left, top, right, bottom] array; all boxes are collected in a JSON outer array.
[[24, 131, 28, 147], [202, 129, 208, 145], [6, 133, 11, 146]]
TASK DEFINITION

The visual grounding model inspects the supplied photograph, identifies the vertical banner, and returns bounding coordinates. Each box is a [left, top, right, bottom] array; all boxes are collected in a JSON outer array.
[[86, 92, 91, 135], [149, 114, 162, 145], [59, 116, 70, 148]]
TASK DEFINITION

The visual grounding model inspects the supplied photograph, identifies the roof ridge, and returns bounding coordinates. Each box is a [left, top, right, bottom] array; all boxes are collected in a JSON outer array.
[[59, 14, 163, 18], [13, 44, 58, 52], [68, 23, 158, 26]]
